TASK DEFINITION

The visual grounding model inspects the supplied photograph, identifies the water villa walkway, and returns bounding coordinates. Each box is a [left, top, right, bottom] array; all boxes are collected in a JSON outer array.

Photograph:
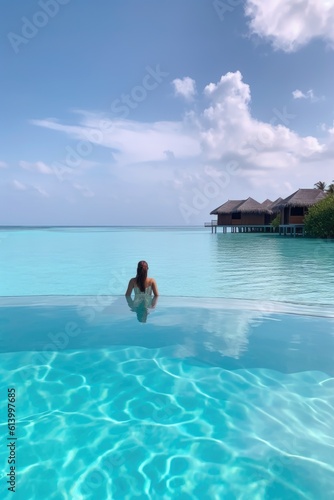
[[204, 221, 305, 236]]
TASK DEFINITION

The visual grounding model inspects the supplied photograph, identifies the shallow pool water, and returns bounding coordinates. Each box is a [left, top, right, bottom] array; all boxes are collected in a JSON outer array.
[[1, 296, 334, 499]]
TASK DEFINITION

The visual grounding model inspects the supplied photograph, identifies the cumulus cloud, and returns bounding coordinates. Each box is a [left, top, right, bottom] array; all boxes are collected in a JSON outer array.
[[30, 71, 334, 223], [32, 72, 324, 171], [292, 89, 308, 99], [199, 71, 323, 164], [245, 0, 334, 52], [172, 77, 197, 100], [0, 161, 8, 169]]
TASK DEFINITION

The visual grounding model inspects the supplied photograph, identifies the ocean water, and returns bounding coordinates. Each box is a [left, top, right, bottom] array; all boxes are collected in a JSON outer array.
[[0, 228, 334, 499], [1, 227, 333, 303]]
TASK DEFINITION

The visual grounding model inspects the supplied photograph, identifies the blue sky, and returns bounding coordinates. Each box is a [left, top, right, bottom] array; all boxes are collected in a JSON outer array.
[[1, 0, 334, 225]]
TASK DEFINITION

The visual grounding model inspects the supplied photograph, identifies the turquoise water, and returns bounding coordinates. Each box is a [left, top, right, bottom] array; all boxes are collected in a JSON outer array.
[[1, 227, 334, 303], [1, 228, 334, 499]]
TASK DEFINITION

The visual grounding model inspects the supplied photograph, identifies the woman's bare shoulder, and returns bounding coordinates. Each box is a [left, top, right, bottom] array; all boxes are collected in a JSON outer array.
[[150, 278, 157, 287]]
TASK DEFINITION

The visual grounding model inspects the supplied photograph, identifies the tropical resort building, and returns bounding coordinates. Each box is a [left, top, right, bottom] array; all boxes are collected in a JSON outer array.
[[206, 188, 326, 236], [277, 189, 326, 225], [208, 197, 281, 233]]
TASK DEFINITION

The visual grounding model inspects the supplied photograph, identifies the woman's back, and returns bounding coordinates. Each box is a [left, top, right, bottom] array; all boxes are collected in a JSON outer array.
[[134, 283, 153, 295], [125, 261, 159, 297]]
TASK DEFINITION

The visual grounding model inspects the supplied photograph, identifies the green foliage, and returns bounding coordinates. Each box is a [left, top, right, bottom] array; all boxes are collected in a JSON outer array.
[[314, 180, 326, 191], [326, 183, 334, 195], [304, 194, 334, 238], [270, 213, 280, 230]]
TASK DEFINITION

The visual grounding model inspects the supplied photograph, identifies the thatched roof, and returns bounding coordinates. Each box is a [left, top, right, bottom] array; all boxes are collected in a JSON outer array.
[[236, 197, 271, 213], [210, 200, 245, 215], [210, 189, 326, 216], [261, 199, 273, 208], [276, 189, 326, 208], [268, 197, 283, 212], [211, 197, 272, 214]]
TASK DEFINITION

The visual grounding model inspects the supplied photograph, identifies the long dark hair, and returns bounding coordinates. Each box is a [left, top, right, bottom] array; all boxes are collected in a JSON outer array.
[[136, 260, 148, 292]]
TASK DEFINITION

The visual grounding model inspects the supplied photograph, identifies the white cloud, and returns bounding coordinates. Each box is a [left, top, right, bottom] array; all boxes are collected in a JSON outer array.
[[32, 72, 324, 172], [29, 71, 334, 224], [32, 116, 201, 166], [73, 183, 95, 198], [9, 179, 49, 197], [292, 89, 324, 102], [292, 89, 307, 99], [18, 157, 96, 183], [245, 0, 334, 52], [12, 180, 27, 191], [199, 71, 323, 164], [0, 161, 8, 169], [204, 70, 251, 104], [172, 77, 197, 100], [19, 160, 54, 175], [33, 185, 49, 197]]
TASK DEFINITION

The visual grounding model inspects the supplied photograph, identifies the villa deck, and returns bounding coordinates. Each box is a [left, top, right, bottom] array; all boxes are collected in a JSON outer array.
[[204, 221, 305, 236], [278, 224, 305, 236]]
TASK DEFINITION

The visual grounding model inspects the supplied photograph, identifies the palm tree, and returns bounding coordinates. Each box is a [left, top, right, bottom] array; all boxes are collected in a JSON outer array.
[[314, 181, 327, 191], [326, 182, 334, 194]]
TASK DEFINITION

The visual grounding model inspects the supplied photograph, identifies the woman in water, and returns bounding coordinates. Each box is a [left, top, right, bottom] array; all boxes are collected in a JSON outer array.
[[125, 260, 159, 297]]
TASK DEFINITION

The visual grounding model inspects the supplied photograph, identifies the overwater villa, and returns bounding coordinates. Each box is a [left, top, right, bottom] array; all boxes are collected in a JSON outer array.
[[209, 197, 272, 231], [206, 188, 326, 236], [276, 188, 326, 225]]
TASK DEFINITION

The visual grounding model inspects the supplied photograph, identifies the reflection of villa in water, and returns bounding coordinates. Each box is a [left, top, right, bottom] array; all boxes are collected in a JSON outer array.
[[206, 188, 326, 236]]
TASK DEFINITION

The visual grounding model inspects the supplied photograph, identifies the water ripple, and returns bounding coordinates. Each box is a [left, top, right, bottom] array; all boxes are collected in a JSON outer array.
[[1, 347, 334, 499]]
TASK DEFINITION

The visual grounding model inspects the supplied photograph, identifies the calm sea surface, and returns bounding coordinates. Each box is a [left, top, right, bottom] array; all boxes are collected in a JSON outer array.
[[1, 226, 333, 304]]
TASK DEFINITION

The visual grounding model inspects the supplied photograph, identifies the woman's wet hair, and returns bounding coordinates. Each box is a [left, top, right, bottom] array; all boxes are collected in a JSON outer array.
[[136, 260, 148, 292]]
